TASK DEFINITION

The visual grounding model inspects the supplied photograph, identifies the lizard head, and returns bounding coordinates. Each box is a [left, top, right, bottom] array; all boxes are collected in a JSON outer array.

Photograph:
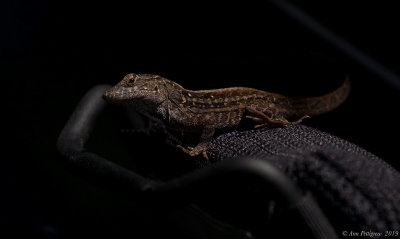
[[103, 73, 168, 105]]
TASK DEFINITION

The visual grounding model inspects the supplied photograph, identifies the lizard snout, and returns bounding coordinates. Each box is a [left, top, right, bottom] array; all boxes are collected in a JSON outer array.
[[103, 85, 134, 104], [102, 88, 114, 102], [103, 86, 123, 103]]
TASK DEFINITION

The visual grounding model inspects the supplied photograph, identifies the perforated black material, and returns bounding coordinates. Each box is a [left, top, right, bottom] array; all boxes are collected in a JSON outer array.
[[207, 125, 400, 231]]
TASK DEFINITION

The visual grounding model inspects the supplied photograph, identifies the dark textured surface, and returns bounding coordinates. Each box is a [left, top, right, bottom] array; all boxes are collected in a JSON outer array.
[[207, 125, 400, 231]]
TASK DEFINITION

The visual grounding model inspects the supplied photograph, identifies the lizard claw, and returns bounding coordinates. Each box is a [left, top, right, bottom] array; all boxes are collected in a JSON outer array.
[[176, 144, 209, 159], [202, 151, 209, 160]]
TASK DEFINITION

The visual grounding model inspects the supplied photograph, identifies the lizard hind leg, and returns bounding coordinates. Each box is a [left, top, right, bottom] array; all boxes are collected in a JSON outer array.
[[245, 106, 309, 128]]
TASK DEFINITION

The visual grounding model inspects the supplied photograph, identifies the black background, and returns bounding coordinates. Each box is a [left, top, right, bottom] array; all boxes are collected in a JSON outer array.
[[2, 0, 400, 238]]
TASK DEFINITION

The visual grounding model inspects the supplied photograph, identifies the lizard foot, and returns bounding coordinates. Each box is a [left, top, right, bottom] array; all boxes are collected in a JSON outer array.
[[176, 145, 209, 160]]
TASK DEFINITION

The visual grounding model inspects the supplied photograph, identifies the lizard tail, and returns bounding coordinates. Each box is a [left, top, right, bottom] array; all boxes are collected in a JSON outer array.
[[287, 75, 351, 117]]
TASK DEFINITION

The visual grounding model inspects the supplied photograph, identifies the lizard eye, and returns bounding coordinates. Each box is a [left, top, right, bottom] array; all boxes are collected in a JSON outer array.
[[128, 78, 135, 84]]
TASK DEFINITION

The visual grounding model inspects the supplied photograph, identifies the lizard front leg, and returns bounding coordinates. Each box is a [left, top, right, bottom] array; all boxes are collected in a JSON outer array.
[[177, 127, 215, 160], [245, 106, 309, 128]]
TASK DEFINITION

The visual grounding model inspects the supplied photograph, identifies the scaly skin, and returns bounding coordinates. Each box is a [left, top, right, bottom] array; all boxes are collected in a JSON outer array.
[[103, 73, 350, 159]]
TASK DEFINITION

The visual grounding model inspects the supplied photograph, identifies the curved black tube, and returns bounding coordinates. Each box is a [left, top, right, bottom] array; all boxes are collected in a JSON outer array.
[[153, 159, 337, 239], [57, 84, 110, 156], [56, 84, 156, 192]]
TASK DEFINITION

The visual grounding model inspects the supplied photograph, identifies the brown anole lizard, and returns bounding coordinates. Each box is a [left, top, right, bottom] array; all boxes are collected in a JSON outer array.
[[103, 73, 350, 159]]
